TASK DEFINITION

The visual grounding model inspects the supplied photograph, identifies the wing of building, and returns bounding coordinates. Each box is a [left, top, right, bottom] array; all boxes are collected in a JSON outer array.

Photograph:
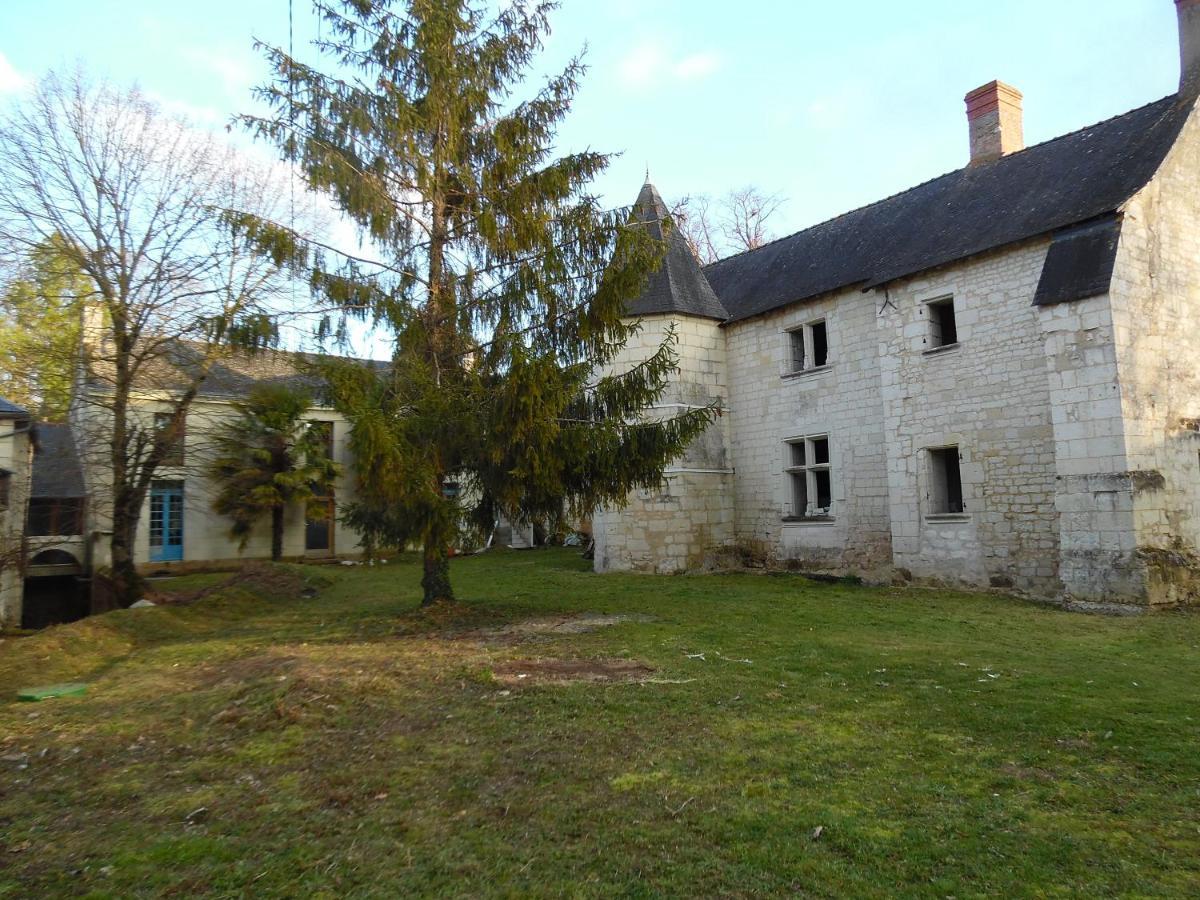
[[71, 343, 371, 573], [594, 2, 1200, 610], [0, 398, 33, 626], [0, 342, 381, 628]]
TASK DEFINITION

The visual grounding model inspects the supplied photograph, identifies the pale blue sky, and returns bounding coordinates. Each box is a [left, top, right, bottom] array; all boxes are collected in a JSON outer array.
[[0, 0, 1181, 244]]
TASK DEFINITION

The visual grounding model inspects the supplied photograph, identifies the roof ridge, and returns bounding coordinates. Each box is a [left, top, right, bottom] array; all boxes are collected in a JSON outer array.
[[178, 338, 386, 367], [704, 93, 1182, 272]]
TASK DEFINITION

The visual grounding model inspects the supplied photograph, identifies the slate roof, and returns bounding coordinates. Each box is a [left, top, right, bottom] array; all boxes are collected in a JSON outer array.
[[626, 181, 729, 320], [0, 397, 30, 420], [86, 343, 387, 404], [1033, 216, 1123, 307], [704, 94, 1193, 323], [31, 423, 86, 499], [171, 344, 330, 401]]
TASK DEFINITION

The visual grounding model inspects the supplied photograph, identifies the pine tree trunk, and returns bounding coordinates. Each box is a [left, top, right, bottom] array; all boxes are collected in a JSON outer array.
[[421, 538, 453, 606], [271, 505, 284, 562]]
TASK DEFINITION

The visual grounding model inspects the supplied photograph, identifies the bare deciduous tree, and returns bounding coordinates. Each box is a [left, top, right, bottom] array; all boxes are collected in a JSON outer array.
[[671, 186, 786, 263], [0, 69, 301, 603], [723, 186, 785, 253], [670, 194, 721, 265]]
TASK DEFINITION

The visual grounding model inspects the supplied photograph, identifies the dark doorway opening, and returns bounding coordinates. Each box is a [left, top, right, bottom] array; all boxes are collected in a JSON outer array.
[[22, 576, 88, 629], [305, 497, 335, 555]]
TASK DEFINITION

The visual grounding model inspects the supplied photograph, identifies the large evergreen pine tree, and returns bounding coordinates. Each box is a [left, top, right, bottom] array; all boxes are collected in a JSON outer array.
[[243, 0, 714, 605]]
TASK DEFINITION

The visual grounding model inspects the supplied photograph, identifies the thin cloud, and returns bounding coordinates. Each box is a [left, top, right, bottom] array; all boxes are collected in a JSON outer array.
[[617, 41, 723, 89], [182, 47, 257, 100], [673, 52, 720, 81], [0, 52, 28, 94]]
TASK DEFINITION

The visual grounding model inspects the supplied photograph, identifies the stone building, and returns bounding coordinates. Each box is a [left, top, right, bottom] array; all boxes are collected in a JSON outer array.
[[595, 1, 1200, 609], [0, 398, 34, 626], [69, 343, 367, 578], [2, 341, 373, 628]]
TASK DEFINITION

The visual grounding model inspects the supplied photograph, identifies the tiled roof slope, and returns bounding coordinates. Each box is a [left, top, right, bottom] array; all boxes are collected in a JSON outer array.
[[31, 424, 85, 499], [0, 397, 30, 419], [705, 94, 1193, 323], [86, 343, 387, 403], [626, 181, 729, 320]]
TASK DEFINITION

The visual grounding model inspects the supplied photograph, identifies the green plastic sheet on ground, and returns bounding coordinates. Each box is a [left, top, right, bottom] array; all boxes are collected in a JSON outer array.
[[17, 683, 88, 702]]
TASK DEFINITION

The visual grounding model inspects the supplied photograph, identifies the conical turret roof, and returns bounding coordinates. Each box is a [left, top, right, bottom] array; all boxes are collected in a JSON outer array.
[[626, 181, 728, 321]]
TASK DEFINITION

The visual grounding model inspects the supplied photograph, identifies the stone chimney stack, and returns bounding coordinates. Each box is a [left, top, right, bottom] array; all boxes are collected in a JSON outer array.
[[964, 80, 1024, 166], [1178, 0, 1200, 97]]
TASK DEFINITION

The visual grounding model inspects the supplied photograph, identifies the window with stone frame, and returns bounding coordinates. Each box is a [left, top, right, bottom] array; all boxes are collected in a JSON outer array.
[[154, 412, 186, 466], [926, 297, 958, 349], [0, 469, 10, 510], [308, 420, 334, 462], [927, 446, 965, 515], [784, 435, 833, 518], [786, 320, 830, 374], [27, 497, 85, 536], [307, 421, 336, 507]]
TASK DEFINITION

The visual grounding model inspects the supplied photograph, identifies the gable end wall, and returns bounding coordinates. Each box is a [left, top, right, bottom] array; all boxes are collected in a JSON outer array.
[[1102, 95, 1200, 606]]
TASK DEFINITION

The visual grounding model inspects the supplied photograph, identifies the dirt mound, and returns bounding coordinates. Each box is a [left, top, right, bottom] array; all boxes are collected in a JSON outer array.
[[491, 658, 655, 686], [148, 563, 322, 606]]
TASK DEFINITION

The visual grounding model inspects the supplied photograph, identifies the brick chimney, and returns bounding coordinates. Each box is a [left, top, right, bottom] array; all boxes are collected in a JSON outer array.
[[1178, 0, 1200, 97], [964, 81, 1024, 166]]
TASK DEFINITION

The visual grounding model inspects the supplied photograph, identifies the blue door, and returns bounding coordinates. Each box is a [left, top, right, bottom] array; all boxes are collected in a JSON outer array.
[[149, 482, 184, 562]]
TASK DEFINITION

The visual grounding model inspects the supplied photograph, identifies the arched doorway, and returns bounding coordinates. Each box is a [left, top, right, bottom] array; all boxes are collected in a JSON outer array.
[[23, 549, 87, 629]]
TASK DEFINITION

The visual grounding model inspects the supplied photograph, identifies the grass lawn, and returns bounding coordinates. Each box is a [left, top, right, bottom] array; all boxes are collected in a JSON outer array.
[[2, 550, 1199, 897]]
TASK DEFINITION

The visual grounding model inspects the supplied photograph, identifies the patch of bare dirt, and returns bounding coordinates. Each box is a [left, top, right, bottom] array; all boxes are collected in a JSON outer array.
[[147, 563, 320, 606], [491, 658, 656, 686], [193, 652, 299, 690], [462, 612, 654, 646], [505, 613, 653, 635]]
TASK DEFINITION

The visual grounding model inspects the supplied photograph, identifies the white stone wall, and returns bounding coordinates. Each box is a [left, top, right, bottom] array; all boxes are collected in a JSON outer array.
[[593, 314, 734, 573], [1035, 293, 1142, 604], [876, 242, 1060, 593], [595, 101, 1200, 607], [74, 392, 365, 571], [0, 418, 33, 626], [1102, 95, 1200, 605], [724, 287, 892, 573]]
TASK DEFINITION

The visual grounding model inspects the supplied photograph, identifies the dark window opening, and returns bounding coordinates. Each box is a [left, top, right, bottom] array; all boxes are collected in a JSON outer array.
[[928, 298, 958, 348], [929, 447, 964, 514], [812, 437, 830, 466], [811, 320, 828, 367], [0, 471, 9, 510], [813, 469, 832, 510], [154, 412, 186, 466], [27, 498, 85, 536]]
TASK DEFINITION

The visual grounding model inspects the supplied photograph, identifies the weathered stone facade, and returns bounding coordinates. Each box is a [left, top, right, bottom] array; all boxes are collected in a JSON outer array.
[[595, 5, 1200, 608], [0, 402, 33, 627], [593, 314, 733, 574]]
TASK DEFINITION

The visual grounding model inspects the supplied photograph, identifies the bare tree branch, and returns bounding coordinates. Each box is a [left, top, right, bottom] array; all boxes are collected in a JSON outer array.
[[0, 68, 309, 603], [669, 194, 720, 265], [722, 186, 785, 254], [670, 186, 785, 263]]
